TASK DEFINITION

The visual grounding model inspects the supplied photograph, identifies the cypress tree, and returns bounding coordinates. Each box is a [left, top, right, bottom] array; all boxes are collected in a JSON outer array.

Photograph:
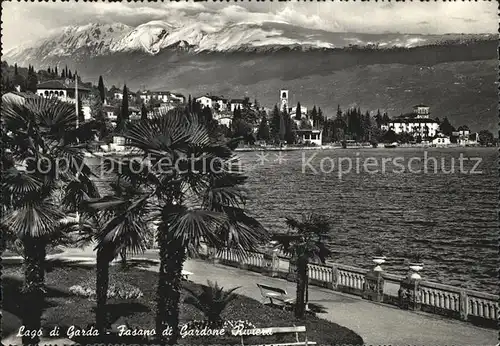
[[141, 103, 148, 121], [55, 66, 58, 77], [257, 115, 270, 141], [311, 106, 318, 128], [78, 96, 84, 124], [269, 105, 281, 142], [296, 102, 302, 120], [121, 84, 129, 122], [14, 63, 18, 76], [97, 76, 106, 102]]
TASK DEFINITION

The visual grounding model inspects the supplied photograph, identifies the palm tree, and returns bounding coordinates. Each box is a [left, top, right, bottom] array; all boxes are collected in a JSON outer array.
[[184, 280, 240, 327], [92, 108, 268, 344], [1, 96, 98, 345], [69, 178, 152, 334], [272, 213, 332, 319]]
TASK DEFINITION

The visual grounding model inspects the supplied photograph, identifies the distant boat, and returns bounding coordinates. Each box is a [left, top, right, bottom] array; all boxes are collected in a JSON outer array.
[[384, 142, 399, 148]]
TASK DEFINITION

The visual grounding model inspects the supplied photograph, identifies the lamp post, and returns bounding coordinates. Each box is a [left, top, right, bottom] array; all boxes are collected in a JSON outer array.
[[75, 72, 79, 129], [305, 265, 309, 311]]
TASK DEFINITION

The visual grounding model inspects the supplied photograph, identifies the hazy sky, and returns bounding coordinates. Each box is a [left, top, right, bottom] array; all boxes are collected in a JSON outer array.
[[2, 2, 497, 51]]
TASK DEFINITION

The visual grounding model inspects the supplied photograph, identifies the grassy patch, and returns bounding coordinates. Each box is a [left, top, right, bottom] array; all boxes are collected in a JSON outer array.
[[2, 264, 363, 345]]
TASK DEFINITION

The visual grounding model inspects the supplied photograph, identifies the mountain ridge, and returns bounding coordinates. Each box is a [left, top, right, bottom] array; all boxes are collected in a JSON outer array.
[[3, 20, 496, 62], [2, 21, 496, 133]]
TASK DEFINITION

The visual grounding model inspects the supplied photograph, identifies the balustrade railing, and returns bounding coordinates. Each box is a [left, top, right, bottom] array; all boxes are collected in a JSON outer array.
[[202, 245, 498, 326]]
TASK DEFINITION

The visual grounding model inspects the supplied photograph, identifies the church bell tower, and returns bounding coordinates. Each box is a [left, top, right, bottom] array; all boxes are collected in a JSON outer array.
[[279, 89, 289, 112]]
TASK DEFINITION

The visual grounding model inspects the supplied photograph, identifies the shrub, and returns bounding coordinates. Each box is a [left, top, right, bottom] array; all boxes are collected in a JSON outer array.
[[184, 280, 240, 326], [69, 281, 143, 300]]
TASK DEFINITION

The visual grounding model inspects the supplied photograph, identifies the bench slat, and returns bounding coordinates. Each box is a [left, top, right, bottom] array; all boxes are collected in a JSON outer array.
[[257, 283, 287, 295]]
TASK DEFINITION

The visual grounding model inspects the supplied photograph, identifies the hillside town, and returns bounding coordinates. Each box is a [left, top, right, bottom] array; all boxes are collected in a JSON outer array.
[[2, 2, 498, 346], [1, 61, 496, 150]]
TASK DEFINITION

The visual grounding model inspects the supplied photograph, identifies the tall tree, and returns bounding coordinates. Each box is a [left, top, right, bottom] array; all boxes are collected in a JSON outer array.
[[14, 63, 18, 76], [279, 106, 287, 142], [336, 105, 342, 119], [141, 103, 148, 121], [270, 105, 281, 143], [283, 110, 296, 144], [90, 111, 268, 344], [1, 97, 98, 344], [26, 65, 38, 93], [310, 106, 318, 128], [90, 92, 108, 140], [295, 102, 302, 120], [439, 117, 455, 136], [54, 66, 58, 77], [97, 76, 106, 102], [257, 115, 270, 141], [272, 214, 332, 319], [121, 84, 129, 122], [478, 130, 494, 146]]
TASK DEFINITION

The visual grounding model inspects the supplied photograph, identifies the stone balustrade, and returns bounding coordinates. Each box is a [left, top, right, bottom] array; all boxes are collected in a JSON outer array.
[[202, 245, 497, 328]]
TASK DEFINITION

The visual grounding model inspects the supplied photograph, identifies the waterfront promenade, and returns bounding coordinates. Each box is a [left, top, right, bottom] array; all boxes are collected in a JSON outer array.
[[180, 258, 497, 346], [3, 248, 497, 346]]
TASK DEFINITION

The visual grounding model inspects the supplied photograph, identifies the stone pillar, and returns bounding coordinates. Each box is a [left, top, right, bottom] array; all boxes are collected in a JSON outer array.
[[263, 249, 278, 277], [331, 264, 338, 290], [363, 270, 385, 302], [459, 290, 468, 321], [239, 253, 249, 270], [398, 275, 422, 311], [207, 247, 218, 264], [287, 257, 297, 282]]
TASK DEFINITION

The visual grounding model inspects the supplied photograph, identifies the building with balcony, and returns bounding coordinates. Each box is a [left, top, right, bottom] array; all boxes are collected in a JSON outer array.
[[381, 105, 439, 138], [37, 79, 91, 103]]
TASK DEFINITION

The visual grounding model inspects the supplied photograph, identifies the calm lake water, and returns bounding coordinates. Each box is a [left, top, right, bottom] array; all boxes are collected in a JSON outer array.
[[90, 147, 497, 294], [237, 147, 497, 294]]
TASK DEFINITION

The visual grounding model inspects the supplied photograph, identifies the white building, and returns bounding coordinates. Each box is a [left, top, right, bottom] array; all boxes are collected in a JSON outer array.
[[103, 105, 117, 120], [37, 79, 91, 104], [230, 99, 246, 112], [196, 96, 213, 109], [453, 126, 474, 146], [381, 105, 439, 138], [196, 95, 229, 111], [218, 116, 232, 127], [139, 91, 185, 105], [432, 133, 451, 146], [295, 129, 323, 146]]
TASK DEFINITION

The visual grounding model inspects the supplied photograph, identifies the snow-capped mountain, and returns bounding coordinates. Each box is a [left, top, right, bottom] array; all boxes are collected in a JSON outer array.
[[4, 20, 494, 64]]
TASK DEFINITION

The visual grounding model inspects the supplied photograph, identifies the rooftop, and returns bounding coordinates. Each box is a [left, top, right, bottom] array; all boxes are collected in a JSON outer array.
[[390, 118, 439, 124], [37, 80, 91, 91]]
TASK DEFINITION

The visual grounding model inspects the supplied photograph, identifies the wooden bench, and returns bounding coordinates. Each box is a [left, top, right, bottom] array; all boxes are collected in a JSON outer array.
[[240, 325, 316, 346], [257, 283, 295, 309]]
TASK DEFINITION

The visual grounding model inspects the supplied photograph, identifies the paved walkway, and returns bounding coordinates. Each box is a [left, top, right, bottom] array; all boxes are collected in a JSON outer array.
[[178, 259, 497, 346], [3, 248, 498, 346]]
